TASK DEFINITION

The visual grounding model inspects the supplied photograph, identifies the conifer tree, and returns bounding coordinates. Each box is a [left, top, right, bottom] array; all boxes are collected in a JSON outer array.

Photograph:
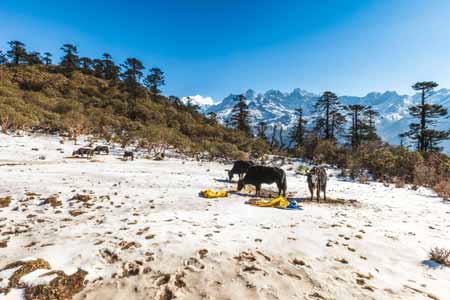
[[79, 57, 93, 74], [207, 112, 218, 124], [120, 58, 145, 102], [228, 94, 251, 135], [42, 52, 52, 65], [60, 44, 79, 74], [362, 106, 380, 141], [289, 107, 307, 146], [144, 67, 165, 96], [6, 41, 27, 65], [25, 51, 42, 65], [0, 51, 6, 65], [313, 91, 345, 139], [346, 104, 366, 150], [256, 121, 268, 140], [404, 81, 449, 152], [92, 59, 104, 78], [101, 53, 120, 82]]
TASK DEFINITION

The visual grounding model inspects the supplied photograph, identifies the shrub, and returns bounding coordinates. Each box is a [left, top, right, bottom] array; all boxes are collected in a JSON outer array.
[[429, 247, 450, 266], [433, 180, 450, 200]]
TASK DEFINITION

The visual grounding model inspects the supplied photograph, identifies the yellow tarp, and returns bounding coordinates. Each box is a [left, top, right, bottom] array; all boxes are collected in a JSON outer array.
[[248, 196, 289, 208], [200, 189, 228, 198]]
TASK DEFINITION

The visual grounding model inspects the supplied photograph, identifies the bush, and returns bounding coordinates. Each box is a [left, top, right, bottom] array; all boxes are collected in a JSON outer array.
[[429, 247, 450, 266], [433, 180, 450, 200]]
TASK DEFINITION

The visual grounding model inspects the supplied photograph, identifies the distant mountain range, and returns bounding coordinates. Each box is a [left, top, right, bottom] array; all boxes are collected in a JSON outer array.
[[197, 88, 450, 152]]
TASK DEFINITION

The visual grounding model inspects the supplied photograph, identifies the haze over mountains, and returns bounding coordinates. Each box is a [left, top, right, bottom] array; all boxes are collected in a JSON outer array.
[[197, 88, 450, 152]]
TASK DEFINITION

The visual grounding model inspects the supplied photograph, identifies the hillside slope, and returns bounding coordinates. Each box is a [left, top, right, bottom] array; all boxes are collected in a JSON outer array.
[[0, 65, 267, 159]]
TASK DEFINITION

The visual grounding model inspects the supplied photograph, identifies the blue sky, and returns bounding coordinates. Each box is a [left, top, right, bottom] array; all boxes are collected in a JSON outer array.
[[1, 0, 450, 101]]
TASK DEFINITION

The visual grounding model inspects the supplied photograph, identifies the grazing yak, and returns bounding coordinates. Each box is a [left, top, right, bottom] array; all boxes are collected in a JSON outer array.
[[123, 151, 134, 161], [307, 166, 327, 201], [228, 160, 254, 182], [93, 145, 109, 154], [72, 147, 94, 158], [237, 165, 287, 197]]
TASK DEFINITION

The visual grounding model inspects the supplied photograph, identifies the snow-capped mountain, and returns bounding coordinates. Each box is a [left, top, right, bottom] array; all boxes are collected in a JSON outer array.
[[201, 88, 450, 152]]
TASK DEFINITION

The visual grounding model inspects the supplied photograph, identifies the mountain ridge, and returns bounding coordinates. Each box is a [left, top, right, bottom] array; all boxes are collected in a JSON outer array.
[[201, 88, 450, 152]]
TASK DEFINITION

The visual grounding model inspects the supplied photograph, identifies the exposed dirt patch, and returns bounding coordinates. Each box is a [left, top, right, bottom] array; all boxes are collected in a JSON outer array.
[[302, 197, 360, 206]]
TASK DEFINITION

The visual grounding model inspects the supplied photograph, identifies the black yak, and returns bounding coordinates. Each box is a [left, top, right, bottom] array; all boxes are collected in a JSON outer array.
[[237, 166, 287, 197], [228, 160, 254, 182]]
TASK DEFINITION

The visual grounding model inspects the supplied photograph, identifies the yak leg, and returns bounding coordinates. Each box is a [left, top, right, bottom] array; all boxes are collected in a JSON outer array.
[[317, 183, 320, 202], [256, 184, 261, 197]]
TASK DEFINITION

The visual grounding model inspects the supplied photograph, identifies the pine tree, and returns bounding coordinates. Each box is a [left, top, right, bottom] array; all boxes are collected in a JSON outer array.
[[362, 107, 380, 141], [289, 107, 307, 146], [313, 91, 345, 139], [228, 94, 251, 135], [256, 121, 268, 140], [101, 53, 120, 82], [25, 51, 42, 65], [399, 132, 408, 148], [207, 112, 218, 124], [120, 58, 145, 102], [79, 57, 93, 74], [6, 41, 27, 65], [0, 51, 6, 65], [92, 59, 104, 78], [184, 96, 200, 112], [144, 67, 165, 96], [60, 44, 79, 74], [404, 81, 449, 152], [346, 104, 366, 150], [42, 52, 52, 65]]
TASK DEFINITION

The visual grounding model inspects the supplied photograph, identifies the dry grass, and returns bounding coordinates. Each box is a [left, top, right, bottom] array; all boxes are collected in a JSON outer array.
[[0, 196, 12, 208], [43, 195, 62, 208], [429, 247, 450, 267], [24, 269, 88, 300]]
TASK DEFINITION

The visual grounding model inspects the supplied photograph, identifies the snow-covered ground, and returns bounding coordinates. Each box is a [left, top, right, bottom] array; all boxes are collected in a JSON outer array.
[[0, 133, 449, 300]]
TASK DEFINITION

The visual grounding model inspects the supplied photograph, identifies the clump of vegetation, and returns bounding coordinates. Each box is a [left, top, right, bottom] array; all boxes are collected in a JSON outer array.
[[296, 165, 310, 175], [25, 269, 88, 300], [429, 247, 450, 267], [0, 196, 12, 208], [43, 195, 62, 207], [0, 258, 51, 294]]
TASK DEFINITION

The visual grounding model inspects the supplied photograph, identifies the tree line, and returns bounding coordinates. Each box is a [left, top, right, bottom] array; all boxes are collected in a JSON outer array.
[[227, 83, 449, 155], [0, 40, 165, 103]]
